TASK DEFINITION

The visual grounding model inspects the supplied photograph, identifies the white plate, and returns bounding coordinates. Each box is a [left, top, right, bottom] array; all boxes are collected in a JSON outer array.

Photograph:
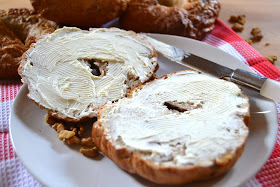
[[10, 34, 278, 187]]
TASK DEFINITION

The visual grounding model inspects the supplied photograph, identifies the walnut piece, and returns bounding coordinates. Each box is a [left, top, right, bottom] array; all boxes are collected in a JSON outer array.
[[245, 39, 252, 45], [56, 123, 65, 133], [266, 55, 277, 64], [58, 130, 75, 140], [250, 28, 263, 42], [80, 147, 99, 157], [232, 23, 244, 32], [45, 114, 99, 157], [229, 15, 246, 25], [45, 114, 57, 126], [81, 137, 96, 147], [66, 136, 81, 144], [78, 124, 85, 137]]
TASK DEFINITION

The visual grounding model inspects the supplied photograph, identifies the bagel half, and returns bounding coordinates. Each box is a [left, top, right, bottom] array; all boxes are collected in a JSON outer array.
[[120, 0, 220, 40], [0, 8, 58, 79], [19, 27, 158, 122], [92, 70, 250, 185]]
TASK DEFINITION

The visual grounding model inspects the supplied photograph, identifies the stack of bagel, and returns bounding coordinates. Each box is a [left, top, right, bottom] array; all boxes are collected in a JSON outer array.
[[0, 0, 220, 80], [1, 0, 251, 186]]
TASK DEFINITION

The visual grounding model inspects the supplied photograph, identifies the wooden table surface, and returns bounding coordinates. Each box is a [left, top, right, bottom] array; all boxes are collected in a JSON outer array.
[[1, 0, 280, 70], [218, 0, 280, 70]]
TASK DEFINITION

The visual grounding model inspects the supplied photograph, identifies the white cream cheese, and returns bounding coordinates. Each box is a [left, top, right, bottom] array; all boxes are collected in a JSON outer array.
[[100, 71, 249, 166], [20, 27, 157, 121]]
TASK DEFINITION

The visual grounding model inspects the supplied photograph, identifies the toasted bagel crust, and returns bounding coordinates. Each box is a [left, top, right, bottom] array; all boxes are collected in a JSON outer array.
[[31, 0, 130, 27], [0, 8, 58, 79], [120, 0, 220, 40], [92, 70, 250, 185]]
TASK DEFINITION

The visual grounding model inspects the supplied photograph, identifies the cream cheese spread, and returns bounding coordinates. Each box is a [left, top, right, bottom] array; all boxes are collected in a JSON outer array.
[[20, 27, 157, 121], [100, 71, 249, 166]]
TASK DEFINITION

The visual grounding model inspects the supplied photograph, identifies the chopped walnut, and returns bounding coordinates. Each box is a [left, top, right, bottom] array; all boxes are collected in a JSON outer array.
[[80, 147, 99, 157], [245, 39, 252, 45], [232, 23, 244, 32], [266, 55, 277, 64], [229, 15, 238, 23], [56, 123, 66, 133], [81, 137, 96, 147], [66, 136, 81, 144], [58, 130, 75, 140], [229, 15, 246, 25], [229, 15, 246, 24], [78, 124, 85, 137], [45, 114, 57, 126], [44, 115, 98, 157], [70, 125, 78, 134], [250, 28, 263, 42], [265, 42, 270, 46], [51, 123, 59, 131]]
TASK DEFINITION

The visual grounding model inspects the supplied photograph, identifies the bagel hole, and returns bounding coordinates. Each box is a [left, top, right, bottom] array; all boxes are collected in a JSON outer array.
[[78, 59, 108, 77], [90, 62, 101, 76], [124, 71, 141, 95], [164, 101, 203, 113]]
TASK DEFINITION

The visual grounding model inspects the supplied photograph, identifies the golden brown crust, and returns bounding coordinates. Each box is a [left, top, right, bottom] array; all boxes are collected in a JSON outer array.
[[0, 8, 58, 79], [119, 0, 220, 40], [93, 114, 248, 184], [31, 0, 129, 27], [0, 21, 27, 79], [92, 70, 250, 185]]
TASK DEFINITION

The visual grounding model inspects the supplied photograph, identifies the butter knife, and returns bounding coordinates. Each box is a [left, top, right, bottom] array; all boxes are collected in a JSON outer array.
[[141, 34, 280, 102]]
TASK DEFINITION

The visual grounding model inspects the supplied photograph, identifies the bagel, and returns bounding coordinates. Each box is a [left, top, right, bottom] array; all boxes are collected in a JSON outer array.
[[18, 27, 158, 122], [92, 70, 250, 185], [31, 0, 129, 28], [119, 0, 221, 40], [0, 8, 58, 79]]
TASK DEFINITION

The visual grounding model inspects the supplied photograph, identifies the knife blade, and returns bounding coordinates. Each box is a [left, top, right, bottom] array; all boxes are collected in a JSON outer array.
[[141, 34, 280, 102]]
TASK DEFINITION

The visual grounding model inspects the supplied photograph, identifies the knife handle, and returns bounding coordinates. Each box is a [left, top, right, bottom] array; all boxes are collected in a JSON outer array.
[[260, 79, 280, 102], [231, 69, 280, 102]]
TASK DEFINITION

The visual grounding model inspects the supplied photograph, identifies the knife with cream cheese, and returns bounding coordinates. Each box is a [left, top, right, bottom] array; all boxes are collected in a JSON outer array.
[[141, 34, 280, 102]]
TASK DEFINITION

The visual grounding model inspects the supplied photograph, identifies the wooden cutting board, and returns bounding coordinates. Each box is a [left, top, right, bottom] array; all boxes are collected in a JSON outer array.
[[219, 0, 280, 70], [1, 0, 279, 70], [0, 0, 32, 9]]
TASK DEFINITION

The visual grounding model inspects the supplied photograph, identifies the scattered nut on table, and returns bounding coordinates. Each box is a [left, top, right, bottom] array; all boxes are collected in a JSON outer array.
[[229, 15, 246, 25], [250, 28, 263, 42], [232, 22, 244, 32], [229, 15, 246, 32], [266, 55, 278, 64], [245, 39, 253, 45]]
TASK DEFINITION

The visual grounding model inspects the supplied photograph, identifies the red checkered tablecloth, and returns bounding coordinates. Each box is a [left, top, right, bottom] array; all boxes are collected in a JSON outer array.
[[1, 20, 280, 186]]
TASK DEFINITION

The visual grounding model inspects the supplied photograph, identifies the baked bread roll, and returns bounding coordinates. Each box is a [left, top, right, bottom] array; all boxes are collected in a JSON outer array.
[[0, 8, 58, 79], [19, 27, 158, 122], [31, 0, 129, 27], [93, 70, 250, 185], [119, 0, 220, 40]]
